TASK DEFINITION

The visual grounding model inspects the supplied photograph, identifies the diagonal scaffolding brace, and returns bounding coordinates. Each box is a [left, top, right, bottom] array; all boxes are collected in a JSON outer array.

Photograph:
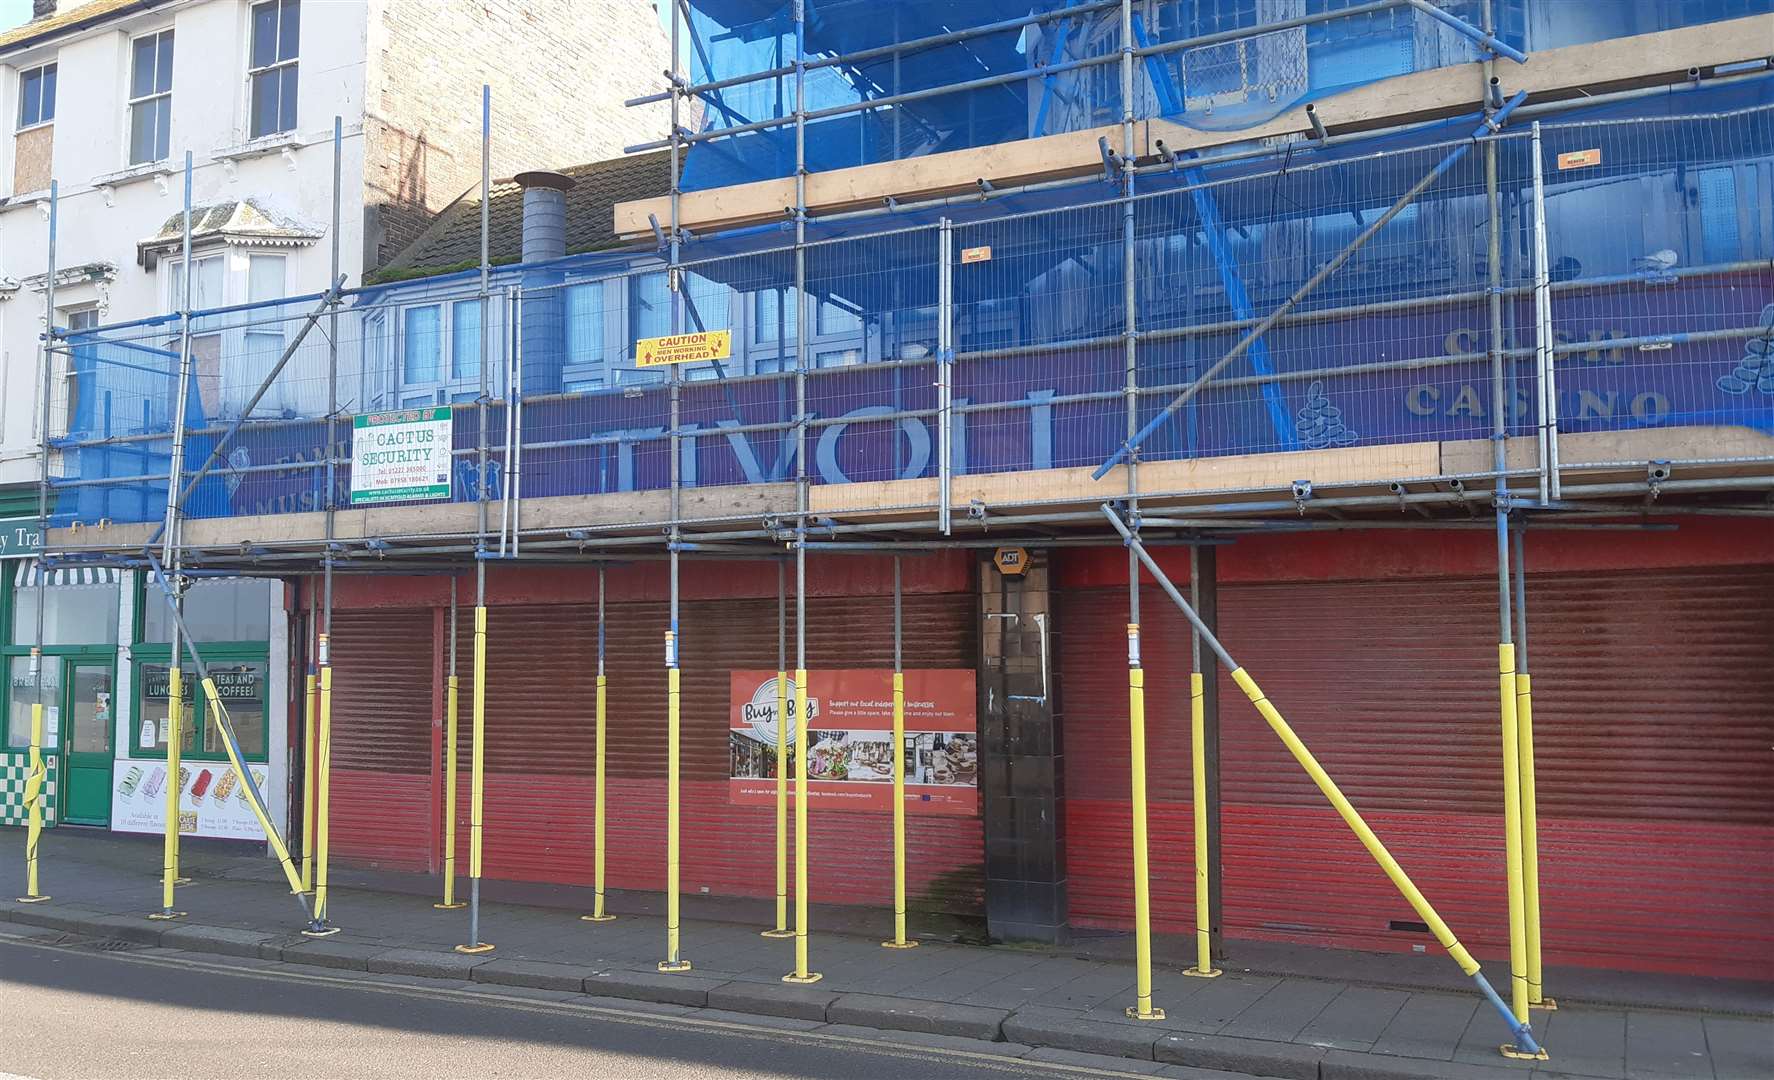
[[1092, 93, 1528, 480], [1101, 503, 1543, 1058], [143, 549, 312, 920]]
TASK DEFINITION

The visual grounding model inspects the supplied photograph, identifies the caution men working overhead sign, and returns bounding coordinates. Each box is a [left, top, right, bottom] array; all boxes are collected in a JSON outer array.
[[635, 329, 732, 368]]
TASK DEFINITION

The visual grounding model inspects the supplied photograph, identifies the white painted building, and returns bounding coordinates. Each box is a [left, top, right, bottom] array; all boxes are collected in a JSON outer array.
[[0, 0, 670, 840]]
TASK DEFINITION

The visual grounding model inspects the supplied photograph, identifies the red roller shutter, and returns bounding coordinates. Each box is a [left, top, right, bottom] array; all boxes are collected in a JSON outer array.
[[1061, 563, 1774, 980], [453, 591, 983, 918], [328, 607, 437, 873]]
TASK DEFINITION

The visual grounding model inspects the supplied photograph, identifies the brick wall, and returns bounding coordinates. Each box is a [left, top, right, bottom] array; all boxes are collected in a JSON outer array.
[[363, 0, 672, 269]]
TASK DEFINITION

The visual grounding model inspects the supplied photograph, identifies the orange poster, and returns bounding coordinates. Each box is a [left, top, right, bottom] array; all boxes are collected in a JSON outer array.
[[729, 669, 977, 815]]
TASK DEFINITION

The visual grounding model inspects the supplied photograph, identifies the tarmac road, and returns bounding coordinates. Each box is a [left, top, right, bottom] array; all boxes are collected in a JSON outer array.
[[0, 935, 1156, 1080]]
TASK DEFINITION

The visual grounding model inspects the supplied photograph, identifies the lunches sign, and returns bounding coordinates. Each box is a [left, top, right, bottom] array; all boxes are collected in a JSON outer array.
[[351, 407, 452, 505], [729, 669, 978, 815]]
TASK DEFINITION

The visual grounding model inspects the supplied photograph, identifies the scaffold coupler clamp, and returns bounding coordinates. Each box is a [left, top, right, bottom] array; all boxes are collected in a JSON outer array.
[[1291, 479, 1313, 514]]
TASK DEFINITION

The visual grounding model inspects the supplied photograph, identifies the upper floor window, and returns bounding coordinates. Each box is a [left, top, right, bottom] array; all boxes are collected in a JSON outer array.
[[17, 63, 56, 130], [248, 0, 300, 139], [129, 31, 175, 165]]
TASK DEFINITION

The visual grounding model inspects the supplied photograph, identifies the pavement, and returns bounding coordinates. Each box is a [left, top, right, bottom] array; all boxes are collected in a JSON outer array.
[[4, 829, 1771, 1080]]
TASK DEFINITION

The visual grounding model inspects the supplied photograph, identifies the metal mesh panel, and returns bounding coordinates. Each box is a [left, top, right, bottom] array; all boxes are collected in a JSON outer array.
[[1538, 103, 1774, 453]]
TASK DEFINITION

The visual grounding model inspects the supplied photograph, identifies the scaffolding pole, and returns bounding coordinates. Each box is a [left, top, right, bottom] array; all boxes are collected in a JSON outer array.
[[146, 158, 197, 919], [660, 0, 692, 976], [305, 117, 346, 939], [1185, 544, 1219, 978], [1512, 525, 1549, 1009], [1102, 505, 1544, 1058], [1481, 35, 1533, 1045], [783, 0, 821, 987], [584, 567, 615, 922], [763, 561, 793, 938], [458, 85, 495, 956], [20, 175, 55, 905], [883, 555, 915, 949], [300, 602, 317, 894], [436, 576, 464, 909]]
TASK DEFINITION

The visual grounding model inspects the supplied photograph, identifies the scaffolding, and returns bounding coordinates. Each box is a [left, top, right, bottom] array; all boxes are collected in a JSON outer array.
[[20, 0, 1774, 1063]]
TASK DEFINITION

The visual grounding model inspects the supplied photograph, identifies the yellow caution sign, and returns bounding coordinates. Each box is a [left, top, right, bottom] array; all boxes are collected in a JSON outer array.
[[1556, 148, 1600, 170], [961, 245, 993, 264], [636, 329, 732, 368]]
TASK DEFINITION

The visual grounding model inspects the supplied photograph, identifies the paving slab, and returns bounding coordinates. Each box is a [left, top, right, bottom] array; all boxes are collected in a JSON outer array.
[[1154, 1029, 1328, 1080], [1296, 985, 1413, 1052], [1702, 1015, 1774, 1080], [1370, 992, 1483, 1061], [157, 923, 280, 959], [470, 957, 592, 993], [1622, 1012, 1712, 1080], [1168, 974, 1286, 1032], [581, 966, 724, 1008], [1536, 1006, 1626, 1079], [826, 992, 1009, 1041], [705, 980, 838, 1022], [1320, 1047, 1523, 1080], [1219, 977, 1345, 1042], [1004, 1007, 1162, 1061], [574, 993, 698, 1017]]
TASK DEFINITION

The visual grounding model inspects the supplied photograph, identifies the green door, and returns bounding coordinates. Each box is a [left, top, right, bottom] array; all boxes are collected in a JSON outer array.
[[61, 664, 114, 826]]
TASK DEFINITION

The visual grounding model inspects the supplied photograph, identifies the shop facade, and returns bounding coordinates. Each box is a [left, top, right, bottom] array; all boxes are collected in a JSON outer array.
[[0, 544, 291, 843], [305, 523, 1773, 982]]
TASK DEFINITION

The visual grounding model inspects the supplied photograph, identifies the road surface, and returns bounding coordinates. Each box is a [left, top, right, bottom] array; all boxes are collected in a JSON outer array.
[[0, 934, 1149, 1079]]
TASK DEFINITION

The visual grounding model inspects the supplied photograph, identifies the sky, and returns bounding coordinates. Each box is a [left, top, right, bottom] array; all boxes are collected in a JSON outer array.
[[0, 0, 29, 33]]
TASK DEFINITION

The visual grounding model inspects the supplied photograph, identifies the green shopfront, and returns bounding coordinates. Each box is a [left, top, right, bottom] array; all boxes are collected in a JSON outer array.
[[0, 535, 289, 841]]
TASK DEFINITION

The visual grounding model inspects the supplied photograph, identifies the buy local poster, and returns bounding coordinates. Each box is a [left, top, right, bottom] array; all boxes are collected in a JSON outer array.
[[729, 669, 978, 815]]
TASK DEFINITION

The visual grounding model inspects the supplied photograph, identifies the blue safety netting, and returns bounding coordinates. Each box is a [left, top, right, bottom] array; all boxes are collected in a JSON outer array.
[[676, 0, 1768, 192], [49, 75, 1774, 526]]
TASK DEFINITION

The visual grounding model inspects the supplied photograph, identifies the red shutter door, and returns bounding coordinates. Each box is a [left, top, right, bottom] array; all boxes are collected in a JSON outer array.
[[456, 591, 983, 918], [1061, 564, 1774, 980], [328, 607, 436, 872]]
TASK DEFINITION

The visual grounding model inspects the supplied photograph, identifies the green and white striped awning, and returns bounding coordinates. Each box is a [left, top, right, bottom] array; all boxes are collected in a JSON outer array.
[[13, 562, 123, 589]]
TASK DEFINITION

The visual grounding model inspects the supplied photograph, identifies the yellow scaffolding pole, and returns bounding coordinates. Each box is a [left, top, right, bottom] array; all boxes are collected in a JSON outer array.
[[1512, 529, 1550, 1010], [884, 556, 916, 950], [17, 701, 49, 904], [304, 661, 338, 934], [1186, 671, 1219, 978], [1126, 624, 1163, 1020], [438, 580, 464, 910], [584, 568, 614, 923], [150, 665, 187, 920], [1103, 504, 1545, 1058], [1498, 643, 1529, 1024], [456, 604, 493, 953], [763, 563, 792, 939], [784, 665, 821, 983], [299, 669, 317, 894], [660, 631, 690, 971]]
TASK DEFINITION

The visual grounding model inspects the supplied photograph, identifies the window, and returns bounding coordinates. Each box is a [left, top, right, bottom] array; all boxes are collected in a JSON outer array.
[[141, 578, 277, 644], [249, 0, 300, 139], [451, 299, 481, 381], [11, 574, 121, 649], [7, 656, 62, 750], [137, 660, 268, 761], [165, 253, 225, 312], [563, 282, 608, 391], [129, 31, 174, 164], [242, 254, 287, 408], [402, 304, 442, 386], [17, 63, 55, 130]]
